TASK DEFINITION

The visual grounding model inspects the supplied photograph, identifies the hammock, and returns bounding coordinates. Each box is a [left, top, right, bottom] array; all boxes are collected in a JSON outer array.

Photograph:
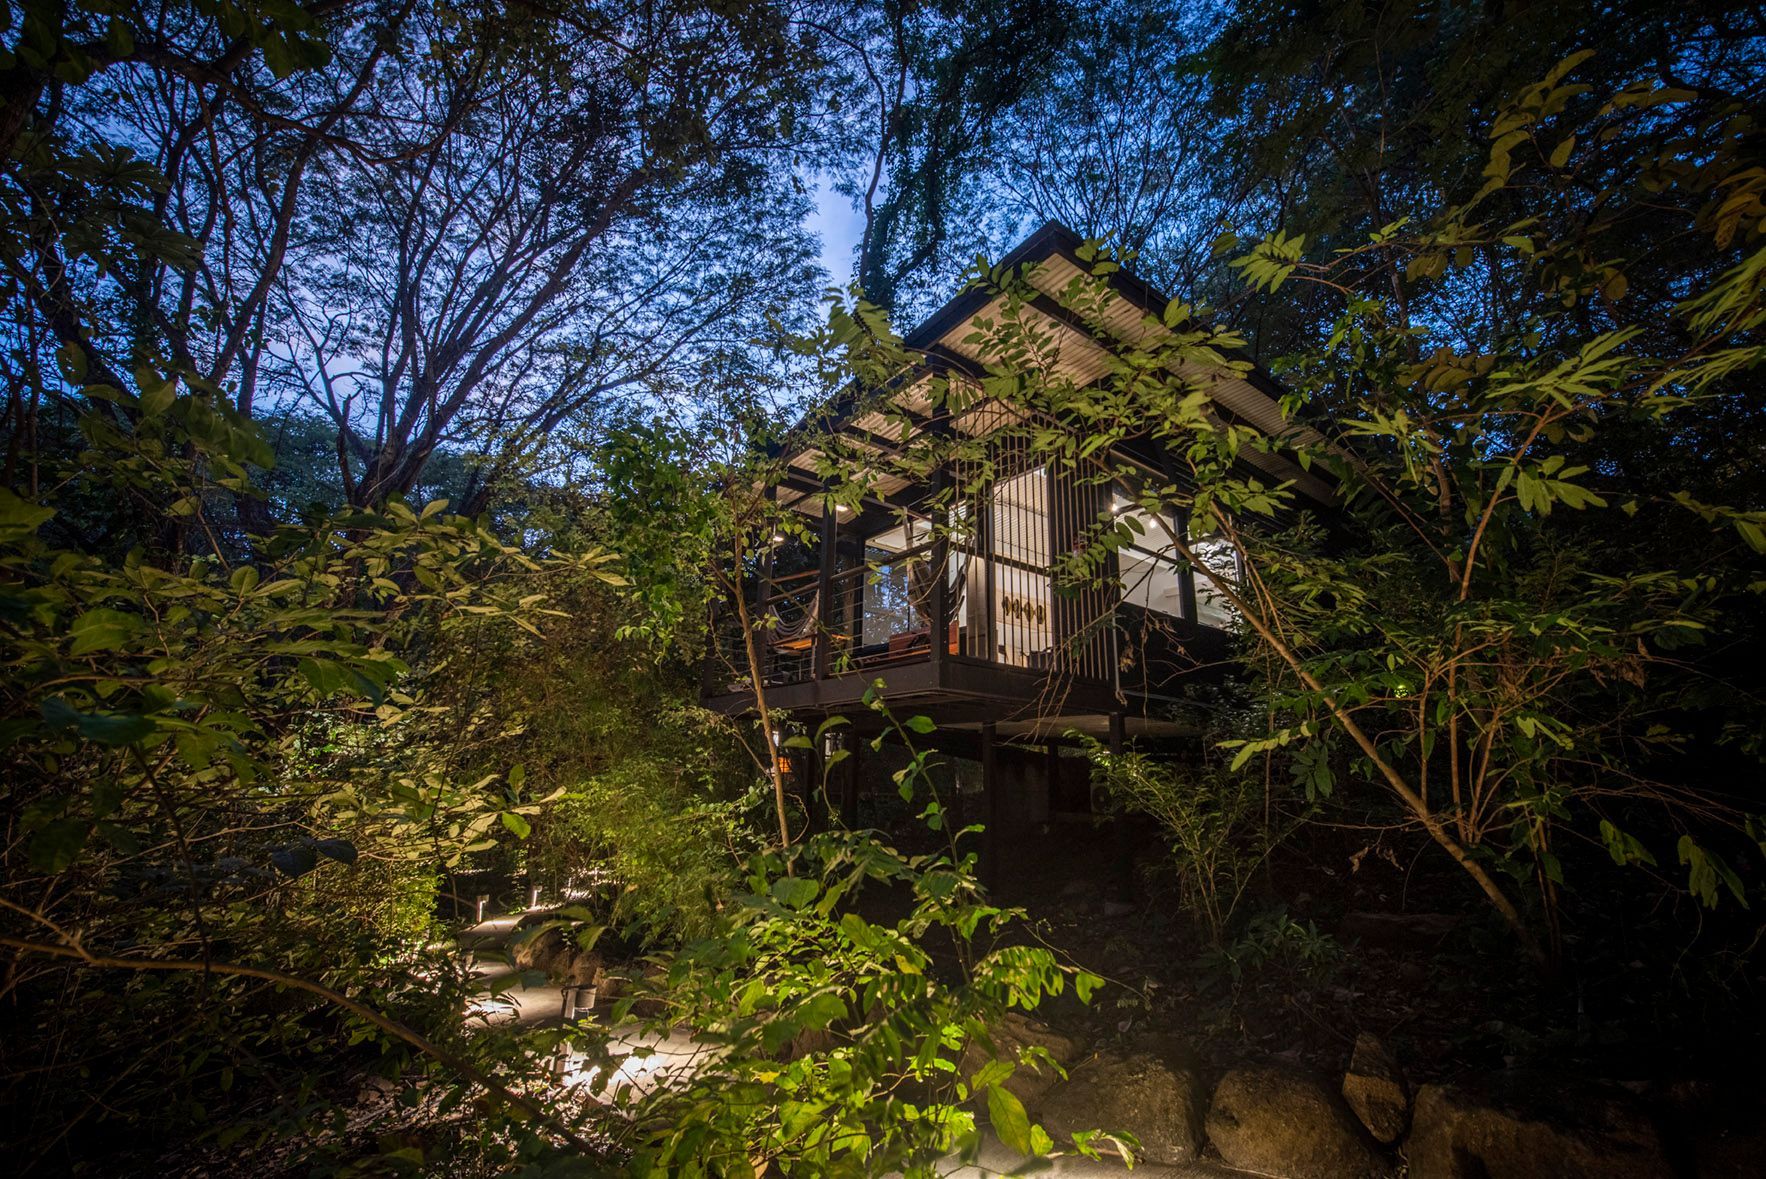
[[765, 587, 821, 648]]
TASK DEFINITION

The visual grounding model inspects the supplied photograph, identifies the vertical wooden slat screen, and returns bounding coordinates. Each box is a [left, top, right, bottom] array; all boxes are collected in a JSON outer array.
[[1048, 462, 1115, 683], [940, 418, 1112, 684]]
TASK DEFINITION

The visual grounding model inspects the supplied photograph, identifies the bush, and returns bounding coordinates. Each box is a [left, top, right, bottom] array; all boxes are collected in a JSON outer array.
[[1086, 738, 1293, 946], [567, 715, 1133, 1176]]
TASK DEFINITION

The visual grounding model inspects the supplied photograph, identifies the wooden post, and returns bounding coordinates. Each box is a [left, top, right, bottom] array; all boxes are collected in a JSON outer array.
[[981, 721, 999, 890], [1176, 508, 1199, 624], [1047, 463, 1065, 674], [929, 463, 950, 673], [980, 473, 996, 662], [814, 497, 836, 681], [1109, 712, 1132, 901], [1044, 739, 1061, 821], [841, 731, 861, 828], [759, 486, 776, 683], [804, 728, 824, 835]]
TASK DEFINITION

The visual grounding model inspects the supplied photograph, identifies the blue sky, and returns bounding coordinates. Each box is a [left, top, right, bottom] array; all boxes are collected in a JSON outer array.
[[804, 177, 867, 288]]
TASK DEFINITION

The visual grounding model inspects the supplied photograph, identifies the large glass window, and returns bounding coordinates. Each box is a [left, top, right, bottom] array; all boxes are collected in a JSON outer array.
[[1112, 495, 1184, 618], [1109, 494, 1240, 629], [1120, 544, 1186, 615], [1192, 535, 1239, 629], [861, 520, 929, 646]]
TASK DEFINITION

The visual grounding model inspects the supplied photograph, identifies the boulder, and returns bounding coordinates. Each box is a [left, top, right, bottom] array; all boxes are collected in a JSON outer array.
[[958, 1012, 1081, 1110], [560, 947, 604, 987], [1207, 1064, 1393, 1179], [1655, 1079, 1766, 1178], [510, 912, 603, 986], [1342, 1031, 1409, 1144], [1406, 1076, 1673, 1179], [1038, 1047, 1208, 1165]]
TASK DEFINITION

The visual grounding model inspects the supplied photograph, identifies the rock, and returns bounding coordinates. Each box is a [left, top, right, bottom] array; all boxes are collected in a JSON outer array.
[[1339, 911, 1460, 950], [1655, 1079, 1766, 1178], [1406, 1076, 1673, 1179], [510, 911, 603, 986], [779, 1026, 836, 1063], [560, 947, 604, 986], [958, 1012, 1081, 1109], [620, 961, 674, 1020], [1038, 1047, 1208, 1165], [1342, 1031, 1409, 1144], [355, 1074, 398, 1104], [1207, 1064, 1393, 1179]]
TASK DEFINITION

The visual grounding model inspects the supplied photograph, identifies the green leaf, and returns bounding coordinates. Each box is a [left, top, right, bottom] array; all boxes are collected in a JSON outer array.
[[796, 990, 846, 1030], [500, 812, 532, 840], [40, 698, 155, 746], [138, 372, 177, 416], [770, 876, 819, 910], [69, 609, 139, 655], [29, 819, 89, 873], [986, 1083, 1035, 1156], [904, 715, 937, 734], [1678, 836, 1747, 909], [0, 488, 54, 538]]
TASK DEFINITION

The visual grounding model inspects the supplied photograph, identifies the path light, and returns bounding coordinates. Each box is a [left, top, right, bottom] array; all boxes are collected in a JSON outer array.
[[562, 985, 597, 1020], [474, 894, 488, 923], [527, 884, 541, 909]]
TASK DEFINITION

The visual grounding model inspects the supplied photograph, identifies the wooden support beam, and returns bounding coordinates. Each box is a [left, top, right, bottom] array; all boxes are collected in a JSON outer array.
[[804, 733, 824, 835], [981, 721, 999, 891], [814, 499, 836, 682], [928, 435, 952, 673], [1044, 740, 1061, 821], [1108, 712, 1133, 901], [841, 732, 861, 828]]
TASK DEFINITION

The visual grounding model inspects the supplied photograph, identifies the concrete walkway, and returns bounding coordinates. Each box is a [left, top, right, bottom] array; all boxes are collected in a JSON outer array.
[[455, 909, 1255, 1175], [455, 908, 713, 1098], [936, 1135, 1260, 1178]]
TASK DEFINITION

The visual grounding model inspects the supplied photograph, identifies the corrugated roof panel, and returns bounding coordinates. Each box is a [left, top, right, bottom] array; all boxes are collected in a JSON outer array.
[[937, 298, 1115, 387], [1026, 256, 1160, 346], [952, 399, 1030, 437]]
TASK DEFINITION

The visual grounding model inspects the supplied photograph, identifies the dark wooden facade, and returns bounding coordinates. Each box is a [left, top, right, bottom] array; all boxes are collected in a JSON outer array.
[[701, 222, 1332, 869]]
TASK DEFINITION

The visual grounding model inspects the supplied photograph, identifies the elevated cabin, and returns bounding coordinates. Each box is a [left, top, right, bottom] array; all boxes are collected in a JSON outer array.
[[703, 222, 1334, 863]]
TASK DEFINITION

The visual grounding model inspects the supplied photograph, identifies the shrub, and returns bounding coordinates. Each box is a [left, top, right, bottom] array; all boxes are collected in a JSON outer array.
[[1085, 738, 1293, 946]]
